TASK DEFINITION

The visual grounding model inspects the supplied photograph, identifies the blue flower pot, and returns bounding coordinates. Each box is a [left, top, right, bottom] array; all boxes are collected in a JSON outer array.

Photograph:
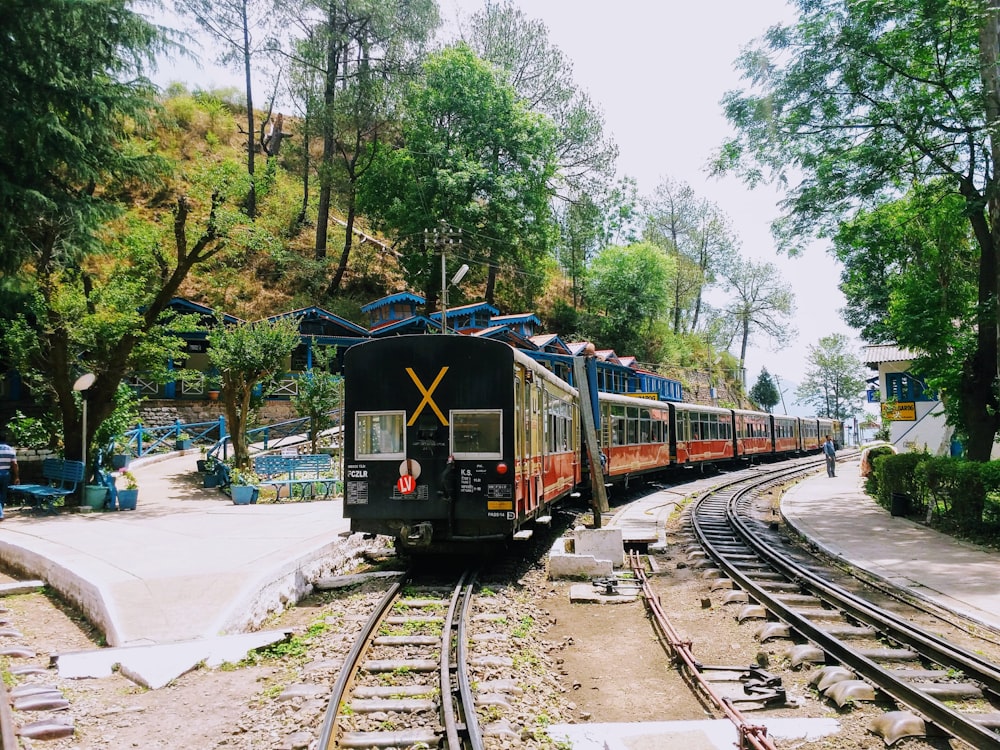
[[231, 485, 258, 505], [117, 489, 139, 510]]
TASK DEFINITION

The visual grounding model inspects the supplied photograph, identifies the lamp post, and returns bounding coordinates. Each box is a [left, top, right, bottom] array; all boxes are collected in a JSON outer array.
[[73, 373, 96, 473], [440, 261, 469, 335]]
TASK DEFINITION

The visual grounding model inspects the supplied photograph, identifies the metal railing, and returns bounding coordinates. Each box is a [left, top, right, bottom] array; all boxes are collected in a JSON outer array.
[[109, 409, 343, 464]]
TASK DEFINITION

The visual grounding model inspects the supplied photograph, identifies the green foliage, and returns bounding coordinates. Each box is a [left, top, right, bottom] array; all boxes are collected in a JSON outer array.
[[916, 457, 985, 526], [357, 43, 559, 307], [5, 410, 55, 449], [291, 342, 342, 454], [0, 0, 168, 269], [583, 241, 672, 360], [715, 0, 1000, 459], [93, 383, 142, 464]]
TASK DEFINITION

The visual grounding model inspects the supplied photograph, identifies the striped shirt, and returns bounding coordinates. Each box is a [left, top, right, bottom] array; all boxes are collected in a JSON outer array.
[[0, 443, 16, 474]]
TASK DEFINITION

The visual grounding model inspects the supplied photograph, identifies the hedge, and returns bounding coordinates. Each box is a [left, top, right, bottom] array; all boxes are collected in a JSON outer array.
[[869, 452, 1000, 534]]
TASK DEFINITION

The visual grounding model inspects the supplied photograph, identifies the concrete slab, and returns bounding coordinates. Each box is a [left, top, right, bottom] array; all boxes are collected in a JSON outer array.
[[547, 717, 840, 750], [55, 630, 292, 689]]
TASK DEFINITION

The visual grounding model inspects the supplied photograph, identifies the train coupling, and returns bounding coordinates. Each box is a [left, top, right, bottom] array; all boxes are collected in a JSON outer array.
[[400, 522, 433, 548]]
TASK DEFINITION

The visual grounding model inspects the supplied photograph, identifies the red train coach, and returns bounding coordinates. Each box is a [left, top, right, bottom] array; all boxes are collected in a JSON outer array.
[[733, 408, 773, 459], [669, 401, 736, 465], [771, 414, 801, 455], [596, 391, 672, 480]]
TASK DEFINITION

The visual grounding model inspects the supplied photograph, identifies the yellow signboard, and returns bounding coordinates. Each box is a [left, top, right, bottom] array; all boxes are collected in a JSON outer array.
[[629, 392, 659, 400], [882, 401, 916, 421]]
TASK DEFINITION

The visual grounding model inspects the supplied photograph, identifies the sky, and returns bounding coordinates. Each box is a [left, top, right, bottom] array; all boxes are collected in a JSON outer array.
[[150, 1, 864, 412]]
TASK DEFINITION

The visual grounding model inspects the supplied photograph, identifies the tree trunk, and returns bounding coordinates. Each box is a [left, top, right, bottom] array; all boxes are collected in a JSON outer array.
[[242, 1, 256, 220], [975, 5, 1000, 460], [326, 188, 356, 294]]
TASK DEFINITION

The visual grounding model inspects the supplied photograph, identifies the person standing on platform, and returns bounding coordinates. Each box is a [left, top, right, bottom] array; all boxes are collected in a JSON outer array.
[[0, 433, 19, 520], [823, 434, 837, 477]]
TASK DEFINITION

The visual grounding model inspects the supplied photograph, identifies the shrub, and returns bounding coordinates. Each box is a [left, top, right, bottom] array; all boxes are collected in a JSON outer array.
[[915, 456, 984, 524], [871, 451, 929, 511], [863, 445, 899, 499], [6, 410, 53, 449]]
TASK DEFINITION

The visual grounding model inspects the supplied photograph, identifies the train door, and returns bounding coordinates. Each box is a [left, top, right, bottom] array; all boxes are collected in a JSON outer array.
[[515, 372, 527, 516]]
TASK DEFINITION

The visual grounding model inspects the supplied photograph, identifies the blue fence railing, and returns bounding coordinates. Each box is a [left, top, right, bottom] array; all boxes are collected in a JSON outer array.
[[108, 409, 343, 465]]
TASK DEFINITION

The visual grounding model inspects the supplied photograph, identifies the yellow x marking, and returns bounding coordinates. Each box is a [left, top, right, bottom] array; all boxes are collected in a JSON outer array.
[[406, 366, 449, 426]]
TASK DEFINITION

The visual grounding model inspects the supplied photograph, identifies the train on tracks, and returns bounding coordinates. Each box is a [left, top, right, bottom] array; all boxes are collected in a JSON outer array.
[[343, 335, 842, 553]]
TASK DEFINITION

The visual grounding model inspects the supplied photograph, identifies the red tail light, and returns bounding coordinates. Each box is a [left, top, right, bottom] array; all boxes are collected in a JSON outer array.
[[495, 463, 508, 475]]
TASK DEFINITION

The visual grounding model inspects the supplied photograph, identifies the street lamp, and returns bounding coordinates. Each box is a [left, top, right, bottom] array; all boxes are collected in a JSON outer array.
[[440, 262, 469, 335], [73, 373, 96, 474]]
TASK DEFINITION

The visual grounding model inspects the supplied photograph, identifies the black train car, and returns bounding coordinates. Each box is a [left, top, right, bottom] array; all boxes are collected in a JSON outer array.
[[343, 335, 580, 553]]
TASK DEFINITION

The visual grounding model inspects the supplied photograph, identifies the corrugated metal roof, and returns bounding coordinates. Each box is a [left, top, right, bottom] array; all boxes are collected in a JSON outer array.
[[863, 344, 917, 365]]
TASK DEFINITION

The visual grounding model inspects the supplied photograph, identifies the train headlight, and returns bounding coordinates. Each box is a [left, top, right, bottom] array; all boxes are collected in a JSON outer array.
[[495, 462, 508, 475]]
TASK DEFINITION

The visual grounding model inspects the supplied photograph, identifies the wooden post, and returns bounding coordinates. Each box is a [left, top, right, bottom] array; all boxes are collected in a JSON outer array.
[[573, 355, 608, 525]]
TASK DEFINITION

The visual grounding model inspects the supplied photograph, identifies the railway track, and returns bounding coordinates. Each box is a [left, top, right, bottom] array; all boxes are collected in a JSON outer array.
[[316, 570, 485, 750], [644, 460, 1000, 748]]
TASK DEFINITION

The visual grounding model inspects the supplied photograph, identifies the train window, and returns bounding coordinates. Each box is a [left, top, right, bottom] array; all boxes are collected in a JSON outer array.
[[627, 406, 639, 444], [451, 410, 502, 459], [611, 404, 626, 446], [355, 411, 405, 460]]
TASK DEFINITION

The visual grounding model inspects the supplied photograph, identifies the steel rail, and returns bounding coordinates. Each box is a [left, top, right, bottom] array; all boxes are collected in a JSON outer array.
[[316, 577, 404, 749], [729, 493, 1000, 697], [0, 677, 18, 750], [440, 571, 470, 749], [457, 573, 485, 750], [629, 550, 779, 750], [692, 479, 1000, 749]]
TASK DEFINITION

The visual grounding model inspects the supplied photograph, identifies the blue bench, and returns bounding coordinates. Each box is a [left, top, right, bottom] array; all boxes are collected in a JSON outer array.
[[252, 454, 338, 500], [9, 458, 86, 513]]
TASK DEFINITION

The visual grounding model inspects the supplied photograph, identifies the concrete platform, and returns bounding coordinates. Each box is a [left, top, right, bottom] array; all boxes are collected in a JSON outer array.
[[781, 458, 1000, 634], [0, 452, 369, 688]]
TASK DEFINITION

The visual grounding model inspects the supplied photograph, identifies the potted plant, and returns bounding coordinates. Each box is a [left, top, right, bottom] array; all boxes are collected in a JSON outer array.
[[116, 470, 139, 510], [206, 371, 221, 401], [229, 468, 259, 505], [196, 449, 217, 474], [110, 438, 131, 470], [175, 431, 193, 450]]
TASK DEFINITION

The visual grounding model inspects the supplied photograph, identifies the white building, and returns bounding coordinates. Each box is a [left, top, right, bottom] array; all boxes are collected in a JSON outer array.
[[862, 344, 954, 455]]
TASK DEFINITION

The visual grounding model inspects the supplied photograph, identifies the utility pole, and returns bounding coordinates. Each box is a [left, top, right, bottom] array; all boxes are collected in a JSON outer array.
[[774, 373, 788, 415], [425, 223, 463, 334]]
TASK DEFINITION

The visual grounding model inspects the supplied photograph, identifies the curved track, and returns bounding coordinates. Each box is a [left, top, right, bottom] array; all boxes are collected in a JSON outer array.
[[674, 462, 1000, 748]]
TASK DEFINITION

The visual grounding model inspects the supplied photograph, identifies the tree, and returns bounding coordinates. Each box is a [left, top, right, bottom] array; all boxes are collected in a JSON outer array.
[[291, 342, 342, 455], [834, 184, 978, 437], [282, 0, 438, 267], [357, 44, 558, 309], [0, 0, 167, 270], [208, 316, 301, 469], [0, 1, 249, 482], [172, 0, 275, 218], [714, 0, 1000, 459], [643, 178, 736, 335], [796, 334, 866, 420], [749, 368, 780, 413], [584, 242, 673, 361], [719, 257, 795, 383], [465, 0, 618, 197]]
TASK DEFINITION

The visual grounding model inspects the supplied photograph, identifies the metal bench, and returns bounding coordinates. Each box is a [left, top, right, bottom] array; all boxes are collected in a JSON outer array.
[[9, 458, 86, 513], [253, 454, 338, 500]]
